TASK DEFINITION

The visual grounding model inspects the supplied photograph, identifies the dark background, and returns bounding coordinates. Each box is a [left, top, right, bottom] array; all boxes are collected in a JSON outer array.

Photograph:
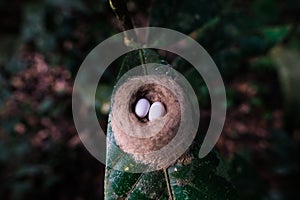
[[0, 0, 300, 199]]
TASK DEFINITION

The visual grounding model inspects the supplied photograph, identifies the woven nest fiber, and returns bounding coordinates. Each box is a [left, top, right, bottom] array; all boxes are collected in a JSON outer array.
[[111, 75, 184, 164]]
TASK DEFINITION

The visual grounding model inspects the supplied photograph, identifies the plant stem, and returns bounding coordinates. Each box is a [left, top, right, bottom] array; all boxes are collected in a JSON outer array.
[[109, 0, 136, 43], [163, 168, 174, 200], [110, 0, 147, 75], [138, 49, 148, 75]]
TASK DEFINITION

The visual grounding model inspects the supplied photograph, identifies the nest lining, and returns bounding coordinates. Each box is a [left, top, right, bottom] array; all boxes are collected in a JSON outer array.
[[111, 75, 183, 158]]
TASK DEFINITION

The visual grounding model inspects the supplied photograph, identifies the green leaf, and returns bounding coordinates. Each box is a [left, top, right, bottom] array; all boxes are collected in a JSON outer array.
[[104, 49, 237, 199], [249, 56, 276, 72], [169, 152, 237, 200], [261, 26, 291, 45]]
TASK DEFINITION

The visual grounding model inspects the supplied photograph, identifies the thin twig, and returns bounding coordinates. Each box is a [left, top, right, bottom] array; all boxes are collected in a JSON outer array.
[[110, 0, 148, 75], [138, 49, 148, 75], [163, 168, 174, 200], [109, 0, 136, 44]]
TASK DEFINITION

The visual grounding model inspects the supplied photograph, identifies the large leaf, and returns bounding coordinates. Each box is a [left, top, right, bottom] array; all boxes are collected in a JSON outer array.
[[168, 151, 237, 199], [104, 49, 237, 199]]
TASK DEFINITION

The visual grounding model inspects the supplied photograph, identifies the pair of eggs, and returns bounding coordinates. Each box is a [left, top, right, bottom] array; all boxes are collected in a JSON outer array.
[[135, 98, 165, 121]]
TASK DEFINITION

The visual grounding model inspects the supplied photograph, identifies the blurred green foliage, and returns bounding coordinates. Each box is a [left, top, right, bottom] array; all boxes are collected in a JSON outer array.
[[0, 0, 299, 199]]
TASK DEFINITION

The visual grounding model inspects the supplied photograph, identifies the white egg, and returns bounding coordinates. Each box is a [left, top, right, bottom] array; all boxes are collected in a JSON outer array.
[[148, 102, 165, 121], [135, 98, 150, 118]]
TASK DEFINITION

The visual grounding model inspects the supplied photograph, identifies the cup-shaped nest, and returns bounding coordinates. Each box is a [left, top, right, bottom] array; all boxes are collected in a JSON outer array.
[[111, 75, 183, 165]]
